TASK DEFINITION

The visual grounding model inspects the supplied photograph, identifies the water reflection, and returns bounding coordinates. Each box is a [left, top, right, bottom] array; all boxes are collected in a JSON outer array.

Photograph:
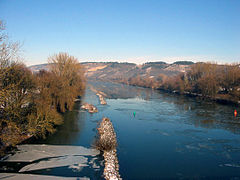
[[37, 102, 86, 145], [89, 81, 154, 100], [90, 81, 240, 135]]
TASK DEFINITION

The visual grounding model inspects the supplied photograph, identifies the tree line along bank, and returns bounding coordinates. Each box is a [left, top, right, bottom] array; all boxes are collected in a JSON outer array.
[[0, 21, 86, 154], [119, 62, 240, 105]]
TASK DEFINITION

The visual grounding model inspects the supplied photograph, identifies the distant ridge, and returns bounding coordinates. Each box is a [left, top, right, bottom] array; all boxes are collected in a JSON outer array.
[[173, 61, 194, 65], [29, 61, 193, 81], [28, 63, 49, 73], [144, 61, 167, 64]]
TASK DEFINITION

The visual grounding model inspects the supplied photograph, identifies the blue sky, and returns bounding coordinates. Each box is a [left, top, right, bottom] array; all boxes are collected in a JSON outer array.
[[0, 0, 240, 65]]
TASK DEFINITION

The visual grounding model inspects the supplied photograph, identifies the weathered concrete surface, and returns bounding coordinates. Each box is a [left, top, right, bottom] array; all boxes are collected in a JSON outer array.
[[19, 155, 88, 172], [0, 173, 88, 180], [5, 144, 99, 162], [0, 145, 101, 179]]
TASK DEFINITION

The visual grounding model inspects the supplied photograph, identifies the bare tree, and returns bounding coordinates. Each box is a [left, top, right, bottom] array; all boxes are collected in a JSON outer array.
[[0, 20, 21, 68], [48, 52, 85, 112]]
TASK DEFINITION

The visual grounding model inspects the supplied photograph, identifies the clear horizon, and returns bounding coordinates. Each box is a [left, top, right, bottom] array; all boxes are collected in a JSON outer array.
[[1, 0, 240, 66]]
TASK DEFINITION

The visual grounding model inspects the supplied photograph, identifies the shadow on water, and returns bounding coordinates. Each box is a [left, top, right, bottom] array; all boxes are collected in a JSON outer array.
[[89, 81, 155, 100], [90, 81, 240, 135], [36, 102, 86, 145]]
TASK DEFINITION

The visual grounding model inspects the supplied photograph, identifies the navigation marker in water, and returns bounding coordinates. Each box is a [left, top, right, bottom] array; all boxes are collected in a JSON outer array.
[[133, 112, 136, 117], [234, 110, 237, 117]]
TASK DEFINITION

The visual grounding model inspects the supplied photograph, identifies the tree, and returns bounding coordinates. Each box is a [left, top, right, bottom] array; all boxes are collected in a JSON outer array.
[[0, 21, 86, 148], [0, 21, 21, 68], [196, 63, 218, 97], [0, 63, 35, 124], [48, 52, 85, 112], [0, 20, 34, 146], [219, 64, 240, 94]]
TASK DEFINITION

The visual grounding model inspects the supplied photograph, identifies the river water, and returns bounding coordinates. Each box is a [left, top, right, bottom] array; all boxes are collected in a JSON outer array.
[[4, 81, 240, 179]]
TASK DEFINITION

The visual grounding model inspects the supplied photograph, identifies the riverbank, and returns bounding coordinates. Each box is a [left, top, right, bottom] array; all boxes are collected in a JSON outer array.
[[0, 87, 118, 179], [112, 62, 240, 107], [157, 88, 240, 107], [0, 99, 84, 158], [0, 135, 33, 158], [117, 81, 240, 107]]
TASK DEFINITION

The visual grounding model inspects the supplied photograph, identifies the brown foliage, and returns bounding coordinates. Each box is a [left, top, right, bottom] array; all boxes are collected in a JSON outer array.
[[218, 64, 240, 95], [122, 61, 240, 103], [0, 62, 35, 124], [161, 74, 185, 94], [128, 75, 158, 89], [48, 52, 85, 112], [0, 21, 86, 150], [0, 62, 36, 147], [0, 121, 23, 147], [192, 63, 218, 97], [159, 62, 240, 102]]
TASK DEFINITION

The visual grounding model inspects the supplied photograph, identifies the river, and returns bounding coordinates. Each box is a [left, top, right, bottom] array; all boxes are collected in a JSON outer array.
[[2, 81, 240, 179]]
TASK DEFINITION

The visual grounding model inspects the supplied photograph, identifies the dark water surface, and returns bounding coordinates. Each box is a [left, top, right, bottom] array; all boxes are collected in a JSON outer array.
[[33, 81, 240, 179]]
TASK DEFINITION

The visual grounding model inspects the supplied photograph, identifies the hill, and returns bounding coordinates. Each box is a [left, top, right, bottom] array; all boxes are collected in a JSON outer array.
[[29, 61, 193, 81]]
